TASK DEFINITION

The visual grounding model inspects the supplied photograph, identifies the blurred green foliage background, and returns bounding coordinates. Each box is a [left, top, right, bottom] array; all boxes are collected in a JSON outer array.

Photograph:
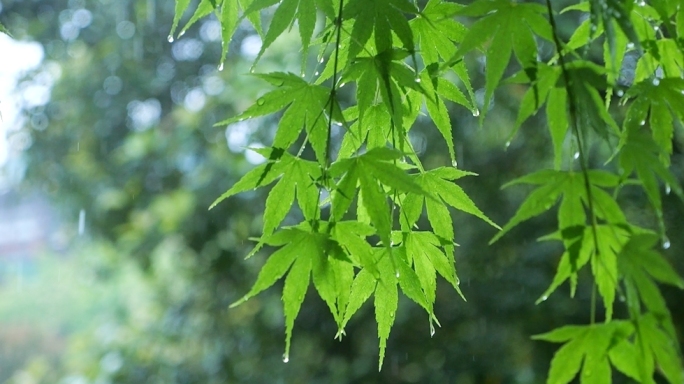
[[0, 0, 682, 383]]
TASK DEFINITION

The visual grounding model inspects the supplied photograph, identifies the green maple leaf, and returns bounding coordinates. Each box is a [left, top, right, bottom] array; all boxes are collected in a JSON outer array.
[[491, 169, 624, 244], [494, 169, 629, 318], [538, 224, 627, 320], [340, 48, 423, 144], [616, 103, 684, 236], [403, 167, 499, 244], [631, 313, 684, 383], [623, 77, 684, 163], [216, 72, 341, 163], [416, 68, 475, 164], [329, 147, 429, 246], [343, 0, 417, 63], [620, 233, 684, 340], [403, 230, 464, 304], [589, 0, 640, 61], [444, 0, 553, 118], [410, 0, 466, 65], [533, 321, 633, 384], [231, 224, 354, 363], [240, 0, 318, 70], [339, 245, 431, 370], [209, 147, 290, 209]]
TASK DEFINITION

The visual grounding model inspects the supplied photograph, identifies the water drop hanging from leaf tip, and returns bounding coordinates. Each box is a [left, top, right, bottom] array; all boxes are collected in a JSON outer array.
[[167, 35, 174, 43], [662, 237, 671, 250], [218, 63, 224, 71], [282, 353, 289, 363]]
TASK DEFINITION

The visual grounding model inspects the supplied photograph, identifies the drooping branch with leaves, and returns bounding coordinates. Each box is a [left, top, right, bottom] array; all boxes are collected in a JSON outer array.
[[170, 0, 684, 381]]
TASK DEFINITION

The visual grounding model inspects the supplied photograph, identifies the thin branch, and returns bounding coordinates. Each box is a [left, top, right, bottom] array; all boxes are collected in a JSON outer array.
[[544, 0, 602, 325]]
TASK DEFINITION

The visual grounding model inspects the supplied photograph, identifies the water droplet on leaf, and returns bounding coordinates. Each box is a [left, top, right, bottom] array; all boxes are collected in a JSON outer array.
[[217, 62, 224, 71], [415, 77, 421, 83], [504, 141, 511, 149], [653, 78, 660, 86], [314, 71, 319, 76], [472, 109, 480, 117], [616, 89, 624, 97], [574, 151, 580, 160], [319, 57, 325, 63], [395, 271, 400, 278], [452, 160, 458, 168], [662, 237, 671, 249], [665, 184, 671, 195], [541, 295, 548, 301], [179, 30, 185, 37], [282, 353, 289, 363], [257, 98, 266, 106], [167, 35, 174, 43], [430, 323, 435, 337]]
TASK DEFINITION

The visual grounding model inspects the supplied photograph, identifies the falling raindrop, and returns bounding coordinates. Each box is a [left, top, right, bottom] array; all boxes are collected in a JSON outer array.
[[472, 108, 480, 117], [430, 323, 436, 337], [78, 209, 86, 235], [167, 35, 174, 43], [665, 184, 671, 195], [662, 237, 671, 250], [217, 62, 224, 71], [574, 151, 580, 160], [282, 353, 289, 363]]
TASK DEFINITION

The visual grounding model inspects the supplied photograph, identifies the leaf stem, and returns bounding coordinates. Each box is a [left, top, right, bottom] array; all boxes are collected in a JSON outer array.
[[326, 0, 345, 168], [544, 0, 601, 325]]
